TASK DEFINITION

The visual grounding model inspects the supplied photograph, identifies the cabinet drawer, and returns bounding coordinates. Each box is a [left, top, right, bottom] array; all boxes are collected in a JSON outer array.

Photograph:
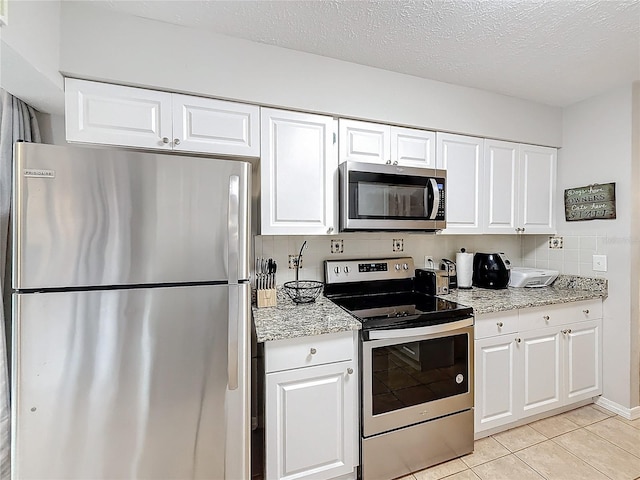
[[265, 331, 355, 373], [519, 299, 602, 331], [475, 310, 519, 339]]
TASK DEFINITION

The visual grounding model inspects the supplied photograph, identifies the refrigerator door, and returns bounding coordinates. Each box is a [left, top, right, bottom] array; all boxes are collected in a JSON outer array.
[[12, 283, 250, 480], [13, 143, 250, 290]]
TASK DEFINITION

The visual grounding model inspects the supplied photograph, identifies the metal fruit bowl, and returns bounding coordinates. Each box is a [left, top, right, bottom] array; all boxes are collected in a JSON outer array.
[[283, 280, 323, 304]]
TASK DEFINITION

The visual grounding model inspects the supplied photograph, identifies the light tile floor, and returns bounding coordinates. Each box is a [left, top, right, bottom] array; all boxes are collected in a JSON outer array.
[[401, 404, 640, 480]]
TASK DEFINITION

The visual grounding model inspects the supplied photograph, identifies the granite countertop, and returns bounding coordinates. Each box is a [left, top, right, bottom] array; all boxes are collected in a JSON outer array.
[[441, 275, 608, 315], [253, 275, 607, 342], [252, 288, 361, 343]]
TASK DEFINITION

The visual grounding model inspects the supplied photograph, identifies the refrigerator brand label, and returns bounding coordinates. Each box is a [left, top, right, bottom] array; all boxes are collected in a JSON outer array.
[[24, 169, 55, 178]]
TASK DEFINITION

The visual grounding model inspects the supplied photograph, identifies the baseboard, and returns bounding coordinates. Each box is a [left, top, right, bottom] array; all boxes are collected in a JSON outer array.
[[595, 396, 640, 420]]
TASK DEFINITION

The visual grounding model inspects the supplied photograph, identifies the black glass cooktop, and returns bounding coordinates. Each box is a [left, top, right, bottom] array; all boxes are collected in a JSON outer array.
[[329, 292, 473, 330]]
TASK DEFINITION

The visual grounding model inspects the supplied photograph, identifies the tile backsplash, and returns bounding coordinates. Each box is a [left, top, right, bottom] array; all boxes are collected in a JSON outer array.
[[521, 234, 609, 277], [254, 233, 522, 285]]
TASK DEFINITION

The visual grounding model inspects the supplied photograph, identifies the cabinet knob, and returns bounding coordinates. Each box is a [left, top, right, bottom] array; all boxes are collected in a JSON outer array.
[[496, 322, 504, 328], [543, 315, 550, 321], [347, 368, 354, 375], [522, 228, 526, 232], [562, 329, 572, 335], [162, 137, 170, 144], [393, 160, 398, 165], [310, 348, 317, 355], [174, 138, 181, 146], [515, 228, 521, 233], [583, 309, 590, 315], [327, 227, 334, 234], [515, 338, 521, 343], [567, 328, 572, 334], [386, 160, 392, 165]]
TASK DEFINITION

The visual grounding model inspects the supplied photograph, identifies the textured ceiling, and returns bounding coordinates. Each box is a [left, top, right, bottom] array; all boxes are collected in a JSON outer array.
[[96, 0, 640, 107]]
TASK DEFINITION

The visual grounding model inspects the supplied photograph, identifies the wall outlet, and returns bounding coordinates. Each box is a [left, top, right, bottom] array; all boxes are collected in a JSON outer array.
[[330, 239, 344, 254], [592, 254, 607, 272], [549, 236, 564, 249], [424, 255, 435, 268], [288, 255, 302, 269], [393, 238, 404, 252]]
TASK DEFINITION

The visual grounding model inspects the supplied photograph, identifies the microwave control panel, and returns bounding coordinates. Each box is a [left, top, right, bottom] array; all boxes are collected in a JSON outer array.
[[436, 181, 446, 220]]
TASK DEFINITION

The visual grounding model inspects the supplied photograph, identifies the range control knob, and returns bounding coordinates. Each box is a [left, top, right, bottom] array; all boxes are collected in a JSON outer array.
[[334, 266, 340, 274], [394, 264, 401, 271], [344, 266, 350, 273], [402, 263, 409, 270]]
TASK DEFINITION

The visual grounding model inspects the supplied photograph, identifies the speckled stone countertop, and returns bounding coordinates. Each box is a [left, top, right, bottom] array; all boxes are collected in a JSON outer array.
[[441, 275, 607, 315], [252, 288, 360, 343]]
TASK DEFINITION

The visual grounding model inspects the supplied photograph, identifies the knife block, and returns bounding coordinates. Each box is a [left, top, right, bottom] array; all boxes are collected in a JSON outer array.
[[257, 288, 277, 308]]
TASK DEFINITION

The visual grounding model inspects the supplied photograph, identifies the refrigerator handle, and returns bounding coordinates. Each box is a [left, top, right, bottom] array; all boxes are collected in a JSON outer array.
[[228, 175, 240, 390]]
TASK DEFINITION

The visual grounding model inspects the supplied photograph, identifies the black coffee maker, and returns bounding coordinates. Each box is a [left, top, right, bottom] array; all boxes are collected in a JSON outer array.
[[472, 253, 511, 289]]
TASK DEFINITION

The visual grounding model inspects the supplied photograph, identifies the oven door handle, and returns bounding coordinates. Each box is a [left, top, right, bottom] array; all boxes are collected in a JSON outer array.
[[367, 317, 473, 340]]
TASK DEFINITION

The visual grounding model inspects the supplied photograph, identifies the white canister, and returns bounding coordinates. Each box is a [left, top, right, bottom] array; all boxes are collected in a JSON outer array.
[[456, 251, 474, 289]]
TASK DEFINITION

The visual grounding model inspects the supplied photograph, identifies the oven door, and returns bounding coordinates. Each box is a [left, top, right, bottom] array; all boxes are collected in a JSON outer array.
[[339, 161, 446, 231], [362, 320, 473, 438]]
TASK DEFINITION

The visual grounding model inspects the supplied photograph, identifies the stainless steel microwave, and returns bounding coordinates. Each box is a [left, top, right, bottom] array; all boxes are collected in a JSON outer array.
[[339, 161, 446, 231]]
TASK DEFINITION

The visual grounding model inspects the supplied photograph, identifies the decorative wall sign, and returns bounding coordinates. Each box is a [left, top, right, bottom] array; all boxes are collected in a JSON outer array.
[[564, 183, 616, 221]]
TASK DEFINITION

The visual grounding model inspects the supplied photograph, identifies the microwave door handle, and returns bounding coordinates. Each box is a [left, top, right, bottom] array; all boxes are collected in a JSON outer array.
[[427, 178, 439, 219]]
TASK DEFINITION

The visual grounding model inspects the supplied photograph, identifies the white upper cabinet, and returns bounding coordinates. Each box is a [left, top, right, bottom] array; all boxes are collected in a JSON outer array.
[[65, 78, 173, 150], [339, 119, 435, 167], [65, 78, 260, 156], [519, 144, 557, 234], [261, 108, 338, 235], [484, 140, 556, 234], [171, 94, 259, 156], [436, 133, 484, 234], [484, 140, 519, 233], [339, 119, 390, 164], [390, 126, 436, 168]]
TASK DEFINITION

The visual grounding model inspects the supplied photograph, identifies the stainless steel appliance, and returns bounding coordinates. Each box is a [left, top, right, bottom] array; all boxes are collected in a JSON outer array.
[[472, 252, 512, 289], [324, 258, 474, 480], [11, 143, 251, 479], [339, 161, 446, 231], [441, 258, 458, 289]]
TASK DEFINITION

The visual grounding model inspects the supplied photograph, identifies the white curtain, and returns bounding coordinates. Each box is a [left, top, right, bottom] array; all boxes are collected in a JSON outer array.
[[0, 89, 41, 480]]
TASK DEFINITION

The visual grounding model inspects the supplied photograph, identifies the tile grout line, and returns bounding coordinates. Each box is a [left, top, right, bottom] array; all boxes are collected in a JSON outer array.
[[547, 428, 616, 480], [582, 417, 640, 460]]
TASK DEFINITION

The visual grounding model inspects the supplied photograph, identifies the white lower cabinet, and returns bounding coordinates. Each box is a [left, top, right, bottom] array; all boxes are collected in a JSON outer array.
[[265, 332, 358, 480], [474, 300, 602, 434]]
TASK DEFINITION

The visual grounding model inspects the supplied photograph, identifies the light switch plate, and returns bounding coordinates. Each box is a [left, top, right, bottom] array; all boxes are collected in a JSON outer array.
[[592, 254, 607, 272]]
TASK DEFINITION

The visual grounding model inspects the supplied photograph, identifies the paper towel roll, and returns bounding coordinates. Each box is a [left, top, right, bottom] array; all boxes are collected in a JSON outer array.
[[456, 252, 474, 289]]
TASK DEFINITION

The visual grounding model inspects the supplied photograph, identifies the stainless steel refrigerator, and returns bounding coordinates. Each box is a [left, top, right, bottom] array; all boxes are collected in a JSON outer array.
[[10, 143, 251, 479]]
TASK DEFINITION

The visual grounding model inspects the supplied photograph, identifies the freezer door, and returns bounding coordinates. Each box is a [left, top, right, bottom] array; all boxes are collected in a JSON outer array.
[[12, 283, 250, 480], [13, 143, 250, 289]]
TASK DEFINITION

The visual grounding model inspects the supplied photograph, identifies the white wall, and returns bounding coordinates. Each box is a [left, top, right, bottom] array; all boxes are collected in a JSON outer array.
[[58, 1, 562, 147], [551, 85, 639, 410], [0, 0, 64, 113]]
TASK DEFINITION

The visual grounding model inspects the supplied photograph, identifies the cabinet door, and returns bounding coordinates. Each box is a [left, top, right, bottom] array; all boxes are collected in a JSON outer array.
[[171, 94, 260, 156], [339, 119, 390, 164], [265, 360, 356, 480], [390, 126, 436, 168], [261, 109, 337, 235], [564, 320, 602, 403], [475, 334, 520, 433], [519, 328, 563, 416], [65, 78, 173, 150], [436, 133, 484, 234], [519, 145, 557, 234], [484, 140, 519, 234]]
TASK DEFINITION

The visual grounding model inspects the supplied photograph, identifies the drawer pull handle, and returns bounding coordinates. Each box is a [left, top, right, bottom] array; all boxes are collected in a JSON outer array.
[[347, 368, 354, 375], [515, 338, 521, 343], [496, 322, 504, 328], [310, 348, 317, 355], [543, 315, 550, 321], [583, 309, 590, 315]]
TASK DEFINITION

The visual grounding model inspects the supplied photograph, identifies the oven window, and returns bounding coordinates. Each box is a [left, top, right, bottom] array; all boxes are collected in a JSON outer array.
[[371, 334, 468, 415]]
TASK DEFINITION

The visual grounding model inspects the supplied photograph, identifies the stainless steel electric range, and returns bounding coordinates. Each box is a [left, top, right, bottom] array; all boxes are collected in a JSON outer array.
[[324, 257, 475, 480]]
